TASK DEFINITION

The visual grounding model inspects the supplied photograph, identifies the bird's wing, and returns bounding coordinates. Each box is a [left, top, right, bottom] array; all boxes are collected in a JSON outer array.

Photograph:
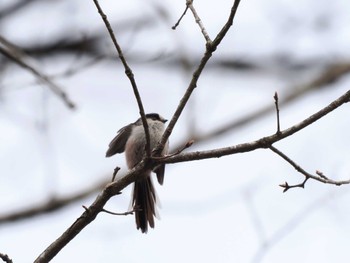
[[105, 124, 133, 157]]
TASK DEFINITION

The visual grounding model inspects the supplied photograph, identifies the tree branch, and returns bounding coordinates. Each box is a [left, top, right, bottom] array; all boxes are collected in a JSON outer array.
[[155, 0, 242, 155], [34, 87, 349, 262], [2, 66, 347, 224], [0, 36, 76, 109], [187, 0, 212, 44], [172, 2, 189, 30], [269, 145, 350, 191], [173, 62, 350, 147], [159, 89, 350, 164], [92, 0, 151, 156], [274, 92, 281, 134], [0, 253, 13, 263], [34, 160, 149, 263], [32, 1, 350, 261]]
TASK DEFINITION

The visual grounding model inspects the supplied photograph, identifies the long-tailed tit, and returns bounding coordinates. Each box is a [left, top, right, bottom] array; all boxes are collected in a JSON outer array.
[[106, 113, 168, 233]]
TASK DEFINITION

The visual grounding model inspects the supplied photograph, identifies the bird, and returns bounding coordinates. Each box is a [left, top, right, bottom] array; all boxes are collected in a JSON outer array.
[[106, 113, 168, 233]]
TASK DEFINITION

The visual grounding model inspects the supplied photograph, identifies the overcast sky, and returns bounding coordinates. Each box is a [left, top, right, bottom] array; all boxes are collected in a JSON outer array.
[[1, 0, 350, 262]]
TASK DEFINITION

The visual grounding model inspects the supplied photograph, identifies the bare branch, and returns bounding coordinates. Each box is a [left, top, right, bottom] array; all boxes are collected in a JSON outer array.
[[172, 2, 189, 30], [6, 65, 346, 226], [153, 139, 194, 160], [31, 1, 350, 261], [0, 253, 13, 263], [187, 0, 212, 44], [101, 208, 137, 216], [155, 0, 242, 156], [159, 89, 350, 164], [278, 178, 309, 193], [212, 0, 241, 47], [92, 0, 151, 157], [0, 36, 76, 109], [34, 160, 148, 263], [269, 145, 350, 191], [5, 88, 349, 247], [273, 92, 281, 134], [33, 88, 350, 262], [177, 63, 350, 145]]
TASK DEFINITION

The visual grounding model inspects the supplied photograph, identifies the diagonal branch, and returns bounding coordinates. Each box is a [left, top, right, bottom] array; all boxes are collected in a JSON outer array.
[[0, 253, 13, 263], [160, 89, 350, 164], [33, 1, 350, 261], [92, 0, 151, 156], [172, 62, 350, 147], [0, 36, 76, 109], [34, 89, 350, 262], [172, 2, 189, 30], [155, 0, 242, 156], [187, 0, 212, 44], [3, 65, 347, 224], [34, 160, 149, 263]]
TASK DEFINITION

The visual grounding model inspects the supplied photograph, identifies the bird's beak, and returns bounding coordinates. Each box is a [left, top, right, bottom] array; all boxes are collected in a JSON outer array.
[[163, 118, 168, 123]]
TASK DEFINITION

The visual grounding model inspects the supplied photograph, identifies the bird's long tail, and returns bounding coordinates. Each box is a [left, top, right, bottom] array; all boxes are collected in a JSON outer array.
[[131, 176, 158, 233]]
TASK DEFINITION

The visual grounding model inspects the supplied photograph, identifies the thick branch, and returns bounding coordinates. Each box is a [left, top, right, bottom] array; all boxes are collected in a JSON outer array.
[[34, 161, 148, 263], [34, 88, 350, 261], [0, 253, 13, 263], [160, 89, 350, 164]]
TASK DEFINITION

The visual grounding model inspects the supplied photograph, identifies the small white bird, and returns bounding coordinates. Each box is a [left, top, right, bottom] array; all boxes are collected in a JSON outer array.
[[106, 113, 168, 233]]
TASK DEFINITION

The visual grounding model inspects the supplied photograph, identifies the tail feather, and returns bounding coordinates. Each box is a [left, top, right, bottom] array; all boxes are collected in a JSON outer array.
[[132, 176, 158, 233]]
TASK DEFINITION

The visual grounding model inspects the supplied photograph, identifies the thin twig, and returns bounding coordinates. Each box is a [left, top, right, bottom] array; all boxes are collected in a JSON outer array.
[[269, 145, 350, 191], [273, 92, 281, 134], [101, 208, 137, 216], [278, 178, 309, 193], [153, 139, 194, 160], [187, 0, 212, 44], [188, 63, 350, 144], [92, 0, 151, 157], [172, 3, 189, 30]]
